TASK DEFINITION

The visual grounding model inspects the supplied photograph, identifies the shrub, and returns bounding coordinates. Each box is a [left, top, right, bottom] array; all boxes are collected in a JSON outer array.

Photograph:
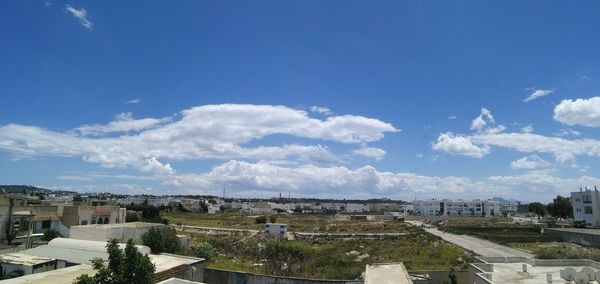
[[255, 216, 267, 224], [192, 242, 215, 261], [141, 227, 180, 254], [269, 215, 278, 223], [41, 230, 60, 242]]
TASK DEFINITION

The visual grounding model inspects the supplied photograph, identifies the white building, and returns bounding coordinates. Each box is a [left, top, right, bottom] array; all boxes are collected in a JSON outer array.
[[345, 203, 369, 213], [264, 223, 287, 237], [572, 187, 600, 227], [413, 199, 501, 217]]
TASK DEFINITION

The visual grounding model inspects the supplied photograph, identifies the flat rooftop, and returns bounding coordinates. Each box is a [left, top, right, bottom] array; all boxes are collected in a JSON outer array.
[[364, 263, 413, 284], [0, 253, 54, 266], [490, 263, 592, 284], [0, 264, 95, 284], [71, 221, 165, 229]]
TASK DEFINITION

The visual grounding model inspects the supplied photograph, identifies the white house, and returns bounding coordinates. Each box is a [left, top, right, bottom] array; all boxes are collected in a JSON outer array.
[[264, 223, 287, 237], [572, 187, 600, 227]]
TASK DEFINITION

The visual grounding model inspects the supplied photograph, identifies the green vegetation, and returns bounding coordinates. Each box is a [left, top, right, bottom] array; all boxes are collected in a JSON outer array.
[[510, 242, 600, 261], [255, 215, 267, 224], [185, 226, 472, 280], [141, 227, 181, 254], [164, 212, 408, 233], [547, 195, 573, 219], [41, 230, 60, 242], [74, 239, 156, 284], [191, 242, 215, 261]]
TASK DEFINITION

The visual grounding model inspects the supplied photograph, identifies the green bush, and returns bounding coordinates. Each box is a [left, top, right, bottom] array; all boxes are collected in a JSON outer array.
[[141, 227, 180, 254], [269, 215, 277, 223], [255, 216, 267, 224], [192, 242, 215, 261]]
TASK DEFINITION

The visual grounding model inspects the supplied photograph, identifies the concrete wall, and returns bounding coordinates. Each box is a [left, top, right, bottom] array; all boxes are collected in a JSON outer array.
[[69, 223, 164, 243], [545, 228, 600, 247], [155, 260, 204, 283], [204, 268, 362, 284], [409, 270, 469, 284]]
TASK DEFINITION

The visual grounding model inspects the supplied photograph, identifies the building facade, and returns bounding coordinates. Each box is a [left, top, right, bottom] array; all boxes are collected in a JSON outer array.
[[571, 188, 600, 227]]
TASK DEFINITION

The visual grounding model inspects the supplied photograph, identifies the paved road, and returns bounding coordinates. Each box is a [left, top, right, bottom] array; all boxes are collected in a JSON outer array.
[[406, 220, 534, 258]]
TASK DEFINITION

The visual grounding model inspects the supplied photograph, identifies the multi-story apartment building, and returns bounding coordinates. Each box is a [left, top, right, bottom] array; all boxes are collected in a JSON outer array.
[[413, 199, 501, 217], [572, 187, 600, 227]]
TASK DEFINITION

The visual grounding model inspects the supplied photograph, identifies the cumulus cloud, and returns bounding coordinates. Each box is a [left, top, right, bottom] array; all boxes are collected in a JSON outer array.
[[521, 125, 534, 133], [353, 147, 386, 160], [65, 5, 93, 29], [510, 155, 551, 170], [310, 106, 333, 115], [0, 104, 398, 172], [432, 132, 490, 158], [524, 89, 554, 102], [163, 160, 599, 201], [554, 97, 600, 127], [434, 108, 600, 164], [470, 107, 494, 131]]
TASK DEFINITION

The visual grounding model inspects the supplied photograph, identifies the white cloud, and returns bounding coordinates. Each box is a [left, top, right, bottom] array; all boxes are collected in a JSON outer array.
[[470, 107, 494, 131], [447, 116, 457, 120], [74, 112, 171, 136], [125, 98, 142, 104], [310, 106, 332, 115], [434, 108, 600, 164], [65, 5, 93, 30], [554, 97, 600, 127], [164, 160, 599, 201], [0, 104, 398, 171], [432, 132, 490, 158], [510, 155, 551, 170], [353, 147, 386, 160], [524, 89, 554, 102], [521, 125, 534, 133], [554, 128, 581, 137]]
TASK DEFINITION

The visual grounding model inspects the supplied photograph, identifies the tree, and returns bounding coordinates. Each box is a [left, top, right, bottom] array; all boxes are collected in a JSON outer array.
[[4, 197, 17, 245], [269, 215, 277, 223], [255, 216, 267, 224], [199, 201, 208, 214], [73, 239, 156, 284], [141, 227, 180, 254], [528, 202, 547, 217], [141, 206, 160, 222], [126, 212, 140, 222], [191, 242, 214, 261], [547, 195, 573, 219]]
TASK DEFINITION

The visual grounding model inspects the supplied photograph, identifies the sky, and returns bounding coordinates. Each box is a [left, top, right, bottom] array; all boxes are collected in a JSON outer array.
[[1, 1, 600, 202]]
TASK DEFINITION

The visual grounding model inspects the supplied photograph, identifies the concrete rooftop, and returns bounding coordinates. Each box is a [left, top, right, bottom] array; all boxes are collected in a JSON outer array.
[[491, 263, 596, 284]]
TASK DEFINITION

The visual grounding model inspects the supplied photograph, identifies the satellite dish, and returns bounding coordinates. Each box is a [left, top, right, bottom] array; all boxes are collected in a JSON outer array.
[[594, 271, 600, 282], [581, 267, 595, 281], [574, 271, 588, 284], [561, 268, 576, 281]]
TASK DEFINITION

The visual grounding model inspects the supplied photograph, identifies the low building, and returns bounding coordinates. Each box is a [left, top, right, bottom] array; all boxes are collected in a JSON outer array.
[[264, 223, 287, 237], [571, 187, 600, 227], [69, 222, 165, 243], [345, 203, 369, 213], [0, 253, 57, 278], [413, 199, 501, 217], [17, 238, 205, 282]]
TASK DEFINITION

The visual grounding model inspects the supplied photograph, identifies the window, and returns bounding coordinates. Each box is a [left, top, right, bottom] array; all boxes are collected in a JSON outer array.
[[585, 206, 593, 214], [583, 195, 592, 203], [42, 220, 51, 230]]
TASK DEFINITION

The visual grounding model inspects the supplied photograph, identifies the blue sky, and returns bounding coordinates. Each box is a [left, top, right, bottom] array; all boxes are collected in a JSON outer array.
[[1, 1, 600, 201]]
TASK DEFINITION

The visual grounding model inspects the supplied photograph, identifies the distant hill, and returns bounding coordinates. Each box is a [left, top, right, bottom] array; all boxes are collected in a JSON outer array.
[[0, 185, 78, 196], [491, 197, 521, 204]]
